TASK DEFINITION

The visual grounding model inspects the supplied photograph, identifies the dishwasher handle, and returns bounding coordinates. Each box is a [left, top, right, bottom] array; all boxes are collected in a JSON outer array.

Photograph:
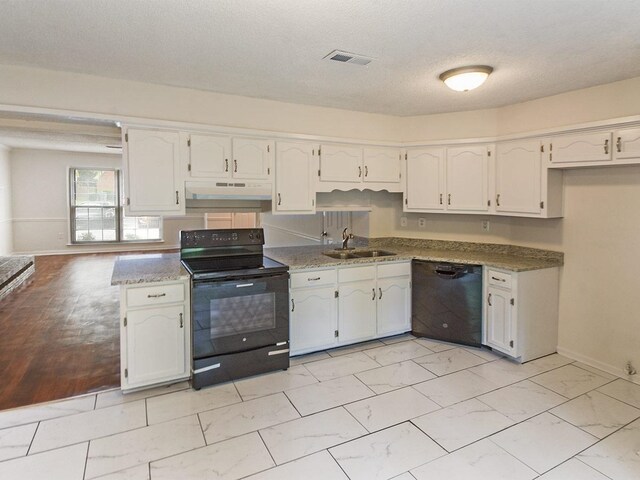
[[434, 264, 466, 279]]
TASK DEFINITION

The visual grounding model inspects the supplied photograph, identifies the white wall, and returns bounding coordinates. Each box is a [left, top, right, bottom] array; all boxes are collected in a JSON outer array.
[[0, 146, 12, 255], [0, 64, 402, 142], [9, 149, 203, 254]]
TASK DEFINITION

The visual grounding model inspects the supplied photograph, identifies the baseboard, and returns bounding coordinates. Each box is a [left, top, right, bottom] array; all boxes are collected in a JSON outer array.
[[557, 346, 640, 385]]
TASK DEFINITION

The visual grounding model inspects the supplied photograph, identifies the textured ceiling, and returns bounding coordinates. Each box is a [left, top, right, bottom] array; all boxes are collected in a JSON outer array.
[[0, 0, 639, 116]]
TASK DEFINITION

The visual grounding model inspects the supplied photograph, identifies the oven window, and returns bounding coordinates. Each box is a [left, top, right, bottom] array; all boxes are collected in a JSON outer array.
[[210, 292, 275, 337]]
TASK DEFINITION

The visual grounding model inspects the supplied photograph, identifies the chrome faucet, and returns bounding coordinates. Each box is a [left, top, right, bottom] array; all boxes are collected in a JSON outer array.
[[342, 227, 354, 250]]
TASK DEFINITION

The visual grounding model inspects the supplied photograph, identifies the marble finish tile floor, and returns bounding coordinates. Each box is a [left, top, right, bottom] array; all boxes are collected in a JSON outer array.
[[0, 336, 639, 479]]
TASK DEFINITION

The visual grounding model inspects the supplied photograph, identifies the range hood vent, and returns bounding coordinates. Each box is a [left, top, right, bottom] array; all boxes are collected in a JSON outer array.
[[185, 181, 272, 213]]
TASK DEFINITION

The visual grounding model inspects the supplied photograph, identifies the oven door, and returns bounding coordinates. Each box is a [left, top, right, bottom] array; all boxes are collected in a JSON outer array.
[[191, 272, 289, 360]]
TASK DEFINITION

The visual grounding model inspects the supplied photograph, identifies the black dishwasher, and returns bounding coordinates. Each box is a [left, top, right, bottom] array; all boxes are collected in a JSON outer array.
[[412, 261, 483, 347]]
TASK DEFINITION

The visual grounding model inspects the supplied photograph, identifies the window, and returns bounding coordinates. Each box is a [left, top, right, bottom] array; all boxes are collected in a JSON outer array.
[[70, 168, 161, 243]]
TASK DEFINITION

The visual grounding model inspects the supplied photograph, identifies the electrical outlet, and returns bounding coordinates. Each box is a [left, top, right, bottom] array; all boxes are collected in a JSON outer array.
[[418, 218, 426, 228], [482, 220, 490, 232], [57, 232, 64, 240], [400, 217, 408, 227]]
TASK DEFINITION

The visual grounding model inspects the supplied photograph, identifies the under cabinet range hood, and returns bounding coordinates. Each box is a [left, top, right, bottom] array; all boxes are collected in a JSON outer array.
[[185, 181, 272, 212]]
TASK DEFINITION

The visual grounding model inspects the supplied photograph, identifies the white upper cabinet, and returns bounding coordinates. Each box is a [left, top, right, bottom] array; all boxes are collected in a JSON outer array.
[[186, 135, 271, 180], [614, 127, 640, 161], [550, 131, 612, 165], [124, 128, 184, 215], [363, 147, 401, 184], [274, 141, 316, 214], [189, 134, 231, 178], [404, 147, 445, 212], [495, 140, 542, 215], [320, 144, 363, 183], [446, 145, 490, 212], [317, 144, 402, 192], [495, 139, 563, 218], [232, 137, 272, 179]]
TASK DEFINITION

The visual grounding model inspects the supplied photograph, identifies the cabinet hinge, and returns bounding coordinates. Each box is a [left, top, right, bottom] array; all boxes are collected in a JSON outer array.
[[487, 199, 491, 207], [126, 197, 130, 206], [540, 201, 544, 209], [509, 340, 514, 348], [187, 138, 191, 147], [405, 153, 408, 160], [312, 199, 315, 207], [334, 330, 339, 338], [187, 163, 191, 172], [550, 153, 553, 162], [334, 290, 339, 298], [550, 143, 553, 151], [123, 317, 127, 327], [124, 368, 128, 378], [318, 147, 321, 157], [487, 149, 491, 157], [540, 144, 544, 153], [318, 169, 321, 177], [405, 198, 408, 205], [125, 133, 128, 142], [267, 167, 270, 175], [267, 144, 270, 153], [510, 298, 515, 306]]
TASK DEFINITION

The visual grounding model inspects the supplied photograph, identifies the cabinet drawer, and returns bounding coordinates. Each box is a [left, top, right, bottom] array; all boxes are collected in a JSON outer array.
[[339, 265, 376, 283], [126, 283, 185, 307], [290, 269, 337, 289], [377, 262, 411, 278], [487, 270, 512, 289]]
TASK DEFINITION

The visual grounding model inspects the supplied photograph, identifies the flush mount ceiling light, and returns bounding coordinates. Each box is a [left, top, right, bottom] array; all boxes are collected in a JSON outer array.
[[439, 65, 493, 92]]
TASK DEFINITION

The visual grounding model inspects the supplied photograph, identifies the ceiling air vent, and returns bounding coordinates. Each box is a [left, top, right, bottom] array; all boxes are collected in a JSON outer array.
[[324, 50, 372, 66]]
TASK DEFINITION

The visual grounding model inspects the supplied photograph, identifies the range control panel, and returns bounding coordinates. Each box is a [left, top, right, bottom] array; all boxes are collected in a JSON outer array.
[[180, 228, 264, 248]]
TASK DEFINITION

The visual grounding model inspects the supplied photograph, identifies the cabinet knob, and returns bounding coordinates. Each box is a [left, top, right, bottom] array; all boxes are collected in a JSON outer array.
[[358, 166, 362, 178], [496, 194, 501, 207], [365, 165, 368, 177], [225, 159, 229, 172], [234, 159, 238, 172], [616, 137, 622, 153], [277, 193, 282, 206], [488, 293, 492, 306], [175, 191, 179, 205], [291, 299, 295, 312], [378, 287, 382, 300], [448, 193, 451, 205], [604, 138, 609, 155], [179, 313, 183, 328], [372, 288, 376, 301]]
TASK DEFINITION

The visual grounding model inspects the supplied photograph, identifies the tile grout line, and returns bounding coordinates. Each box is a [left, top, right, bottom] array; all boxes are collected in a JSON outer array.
[[574, 456, 615, 480], [25, 420, 40, 456], [82, 441, 89, 480]]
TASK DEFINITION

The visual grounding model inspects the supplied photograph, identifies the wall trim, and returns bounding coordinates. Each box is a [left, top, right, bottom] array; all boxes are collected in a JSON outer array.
[[12, 217, 67, 223], [13, 244, 179, 256], [557, 346, 639, 386]]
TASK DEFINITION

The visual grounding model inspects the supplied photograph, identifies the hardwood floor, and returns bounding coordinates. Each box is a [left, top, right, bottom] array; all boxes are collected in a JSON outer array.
[[0, 252, 148, 411]]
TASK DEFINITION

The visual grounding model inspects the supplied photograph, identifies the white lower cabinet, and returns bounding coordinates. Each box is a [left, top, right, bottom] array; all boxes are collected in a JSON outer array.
[[120, 279, 190, 392], [289, 261, 412, 355], [483, 267, 559, 362]]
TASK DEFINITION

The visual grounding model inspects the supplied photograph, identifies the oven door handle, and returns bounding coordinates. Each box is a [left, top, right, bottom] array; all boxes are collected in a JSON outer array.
[[235, 283, 254, 288]]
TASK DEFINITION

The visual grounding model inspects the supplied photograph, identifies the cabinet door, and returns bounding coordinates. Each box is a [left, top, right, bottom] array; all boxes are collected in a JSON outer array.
[[405, 148, 445, 211], [376, 276, 411, 336], [485, 286, 516, 356], [125, 304, 186, 387], [274, 142, 316, 214], [320, 144, 363, 183], [233, 138, 271, 179], [125, 128, 183, 214], [338, 280, 377, 344], [363, 147, 401, 184], [614, 127, 640, 161], [189, 134, 231, 178], [446, 145, 489, 212], [290, 287, 337, 354], [495, 140, 542, 214], [551, 131, 612, 164]]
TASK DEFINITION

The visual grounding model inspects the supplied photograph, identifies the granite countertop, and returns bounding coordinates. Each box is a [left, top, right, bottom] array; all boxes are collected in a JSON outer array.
[[265, 237, 563, 272], [110, 238, 564, 285], [111, 252, 189, 285]]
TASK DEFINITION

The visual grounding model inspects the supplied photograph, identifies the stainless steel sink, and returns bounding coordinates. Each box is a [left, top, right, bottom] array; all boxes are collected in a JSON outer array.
[[323, 251, 358, 260], [352, 250, 397, 258]]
